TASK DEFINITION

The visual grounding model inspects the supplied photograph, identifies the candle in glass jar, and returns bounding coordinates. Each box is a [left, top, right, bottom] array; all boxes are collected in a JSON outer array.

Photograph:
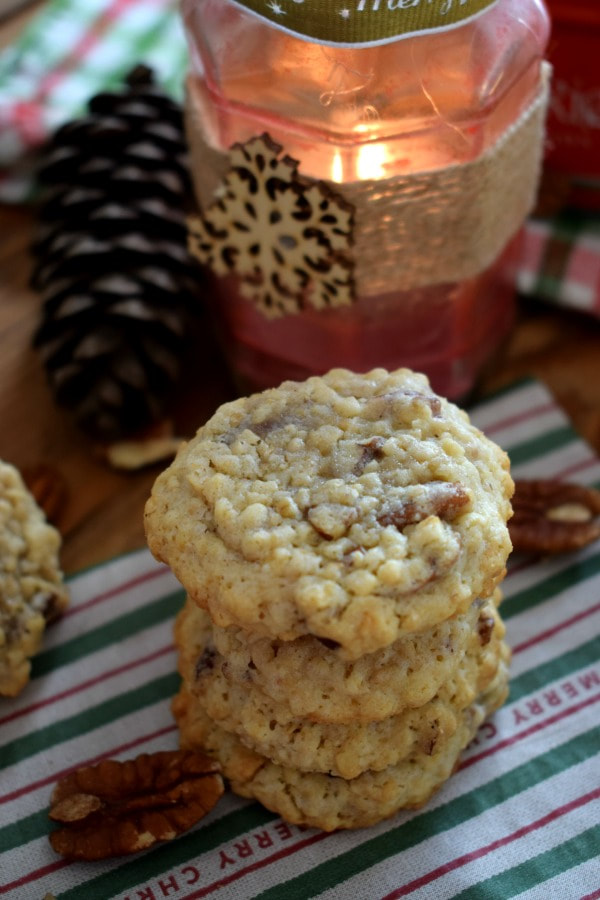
[[183, 0, 550, 397]]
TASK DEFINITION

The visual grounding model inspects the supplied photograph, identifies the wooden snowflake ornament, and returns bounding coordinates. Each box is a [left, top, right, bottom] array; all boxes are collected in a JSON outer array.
[[188, 134, 355, 318]]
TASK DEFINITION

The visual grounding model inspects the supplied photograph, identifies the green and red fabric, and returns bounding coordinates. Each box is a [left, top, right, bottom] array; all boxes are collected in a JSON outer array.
[[0, 0, 186, 201], [519, 208, 600, 317]]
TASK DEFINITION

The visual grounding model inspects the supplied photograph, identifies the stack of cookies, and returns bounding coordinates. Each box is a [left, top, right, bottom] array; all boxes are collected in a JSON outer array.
[[145, 368, 513, 830]]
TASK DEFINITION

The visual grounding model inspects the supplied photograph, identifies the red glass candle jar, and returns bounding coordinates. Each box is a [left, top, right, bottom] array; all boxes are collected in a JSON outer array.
[[183, 0, 550, 397]]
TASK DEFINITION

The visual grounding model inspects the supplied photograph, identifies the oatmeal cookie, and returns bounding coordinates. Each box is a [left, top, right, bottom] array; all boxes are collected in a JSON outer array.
[[175, 599, 506, 779], [175, 589, 505, 724], [146, 368, 513, 657], [176, 595, 487, 723], [209, 595, 501, 723], [0, 460, 69, 696], [173, 678, 506, 831], [186, 636, 506, 781]]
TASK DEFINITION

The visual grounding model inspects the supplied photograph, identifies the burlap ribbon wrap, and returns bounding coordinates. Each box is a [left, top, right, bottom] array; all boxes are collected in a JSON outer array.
[[186, 62, 550, 299]]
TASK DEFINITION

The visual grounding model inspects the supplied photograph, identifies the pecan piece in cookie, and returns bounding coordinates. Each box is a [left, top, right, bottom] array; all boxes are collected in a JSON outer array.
[[195, 646, 218, 679], [48, 751, 223, 860], [510, 480, 600, 554], [353, 437, 386, 475], [378, 482, 470, 530], [395, 390, 442, 418], [478, 612, 495, 646]]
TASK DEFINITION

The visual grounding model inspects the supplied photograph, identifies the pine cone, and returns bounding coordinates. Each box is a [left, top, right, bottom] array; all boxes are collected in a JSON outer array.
[[32, 66, 200, 440]]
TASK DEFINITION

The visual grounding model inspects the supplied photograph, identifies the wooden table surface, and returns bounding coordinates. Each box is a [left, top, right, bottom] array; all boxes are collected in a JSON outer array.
[[1, 5, 600, 577]]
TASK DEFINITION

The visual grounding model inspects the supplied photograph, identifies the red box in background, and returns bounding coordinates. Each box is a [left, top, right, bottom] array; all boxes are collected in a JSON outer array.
[[545, 0, 600, 208]]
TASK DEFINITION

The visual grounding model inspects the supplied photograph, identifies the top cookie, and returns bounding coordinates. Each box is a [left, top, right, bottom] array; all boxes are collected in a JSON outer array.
[[145, 368, 513, 657]]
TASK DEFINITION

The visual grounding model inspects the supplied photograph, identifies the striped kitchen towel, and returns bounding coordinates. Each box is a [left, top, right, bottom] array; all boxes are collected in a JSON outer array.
[[1, 377, 599, 900]]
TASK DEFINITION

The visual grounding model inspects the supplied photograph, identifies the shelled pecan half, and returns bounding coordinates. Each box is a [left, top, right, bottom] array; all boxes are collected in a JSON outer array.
[[48, 750, 223, 860], [510, 480, 600, 554]]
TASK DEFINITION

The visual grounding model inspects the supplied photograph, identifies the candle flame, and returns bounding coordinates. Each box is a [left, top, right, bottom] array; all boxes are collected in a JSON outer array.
[[356, 142, 387, 180], [331, 150, 343, 183], [330, 142, 389, 182]]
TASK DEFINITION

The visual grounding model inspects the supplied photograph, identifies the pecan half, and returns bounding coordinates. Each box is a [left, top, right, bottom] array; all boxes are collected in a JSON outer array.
[[510, 480, 600, 554], [378, 482, 470, 530], [48, 750, 223, 860]]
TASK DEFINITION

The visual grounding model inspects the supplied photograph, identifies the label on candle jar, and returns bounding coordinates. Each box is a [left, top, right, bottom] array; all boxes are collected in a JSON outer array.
[[228, 0, 500, 46]]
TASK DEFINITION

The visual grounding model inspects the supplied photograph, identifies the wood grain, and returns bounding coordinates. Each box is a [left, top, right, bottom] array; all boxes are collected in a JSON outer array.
[[477, 302, 600, 453]]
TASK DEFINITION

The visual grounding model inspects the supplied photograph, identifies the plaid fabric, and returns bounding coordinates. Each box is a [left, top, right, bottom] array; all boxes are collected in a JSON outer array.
[[518, 209, 600, 318], [1, 0, 600, 318], [1, 377, 600, 899]]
